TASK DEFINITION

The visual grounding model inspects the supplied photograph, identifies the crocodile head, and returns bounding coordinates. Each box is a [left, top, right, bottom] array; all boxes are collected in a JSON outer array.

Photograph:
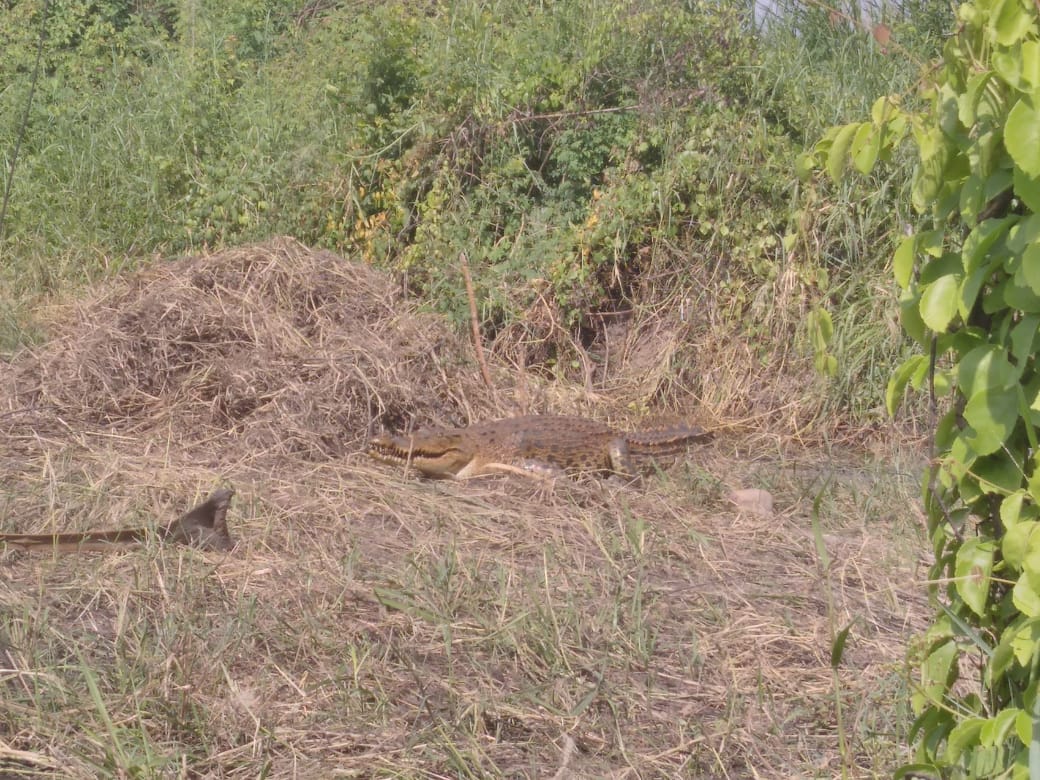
[[367, 430, 477, 478]]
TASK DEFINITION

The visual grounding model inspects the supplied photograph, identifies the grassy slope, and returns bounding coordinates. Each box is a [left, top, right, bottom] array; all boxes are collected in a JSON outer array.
[[0, 240, 927, 777], [1, 452, 926, 777], [0, 1, 951, 775]]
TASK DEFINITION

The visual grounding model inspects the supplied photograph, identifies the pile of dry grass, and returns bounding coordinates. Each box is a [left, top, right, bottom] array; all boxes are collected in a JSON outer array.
[[2, 237, 482, 466], [484, 243, 850, 443]]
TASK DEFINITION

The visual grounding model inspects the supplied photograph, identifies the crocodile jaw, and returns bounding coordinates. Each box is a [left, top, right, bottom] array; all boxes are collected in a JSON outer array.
[[367, 432, 476, 478]]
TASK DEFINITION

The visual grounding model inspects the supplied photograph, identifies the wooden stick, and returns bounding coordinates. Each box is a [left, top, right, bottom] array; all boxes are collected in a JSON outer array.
[[460, 251, 495, 392], [0, 488, 235, 553]]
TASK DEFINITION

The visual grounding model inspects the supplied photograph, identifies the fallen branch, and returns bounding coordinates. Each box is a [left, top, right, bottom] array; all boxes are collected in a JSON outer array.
[[0, 488, 235, 553]]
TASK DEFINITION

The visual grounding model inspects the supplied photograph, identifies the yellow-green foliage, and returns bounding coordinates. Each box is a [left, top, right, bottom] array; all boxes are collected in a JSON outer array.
[[807, 0, 1040, 774]]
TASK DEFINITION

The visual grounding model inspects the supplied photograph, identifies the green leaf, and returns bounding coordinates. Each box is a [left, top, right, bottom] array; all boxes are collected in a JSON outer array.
[[812, 353, 836, 376], [948, 432, 980, 482], [990, 0, 1036, 46], [1016, 710, 1034, 746], [826, 123, 859, 182], [921, 252, 963, 284], [1024, 384, 1040, 449], [938, 83, 961, 137], [975, 449, 1024, 493], [1006, 99, 1040, 177], [1010, 314, 1040, 363], [977, 78, 1009, 127], [808, 307, 833, 348], [1001, 490, 1036, 530], [911, 350, 937, 389], [914, 132, 951, 211], [894, 235, 916, 288], [989, 627, 1017, 685], [794, 151, 816, 181], [965, 387, 1020, 455], [373, 587, 442, 623], [894, 764, 941, 780], [900, 287, 928, 345], [1022, 40, 1040, 91], [1009, 213, 1040, 252], [831, 622, 853, 667], [967, 134, 1009, 208], [880, 113, 908, 154], [981, 708, 1022, 747], [1013, 571, 1040, 617], [960, 258, 1004, 319], [887, 355, 929, 415], [1008, 264, 1040, 311], [985, 275, 1011, 313], [851, 122, 881, 174], [956, 539, 996, 616], [1029, 453, 1040, 498], [920, 274, 962, 331], [919, 229, 945, 258], [1013, 165, 1040, 213], [994, 50, 1022, 89], [961, 174, 986, 223], [963, 217, 1015, 273], [933, 369, 953, 397], [921, 639, 958, 704], [1026, 695, 1040, 773], [935, 411, 956, 455], [1003, 520, 1040, 568], [946, 717, 987, 763], [808, 308, 836, 377], [960, 71, 994, 127], [984, 166, 1013, 205], [958, 345, 1016, 396], [871, 94, 897, 125]]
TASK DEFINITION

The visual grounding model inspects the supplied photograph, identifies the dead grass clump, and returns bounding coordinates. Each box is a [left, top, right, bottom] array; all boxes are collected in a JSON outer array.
[[615, 259, 829, 434], [2, 237, 476, 464], [485, 245, 850, 441]]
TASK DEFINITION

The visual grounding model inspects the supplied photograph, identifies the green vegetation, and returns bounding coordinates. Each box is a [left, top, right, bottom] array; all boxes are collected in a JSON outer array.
[[0, 0, 966, 774], [806, 0, 1040, 775], [2, 0, 947, 424]]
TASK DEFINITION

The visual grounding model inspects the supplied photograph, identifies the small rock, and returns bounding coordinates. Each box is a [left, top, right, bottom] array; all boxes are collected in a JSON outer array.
[[727, 488, 774, 518]]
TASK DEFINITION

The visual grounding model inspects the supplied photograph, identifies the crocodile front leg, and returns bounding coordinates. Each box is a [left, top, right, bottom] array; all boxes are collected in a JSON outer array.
[[607, 438, 638, 479]]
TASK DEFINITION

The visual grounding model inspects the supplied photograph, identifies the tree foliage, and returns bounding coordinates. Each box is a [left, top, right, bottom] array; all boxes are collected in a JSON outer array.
[[804, 0, 1040, 775]]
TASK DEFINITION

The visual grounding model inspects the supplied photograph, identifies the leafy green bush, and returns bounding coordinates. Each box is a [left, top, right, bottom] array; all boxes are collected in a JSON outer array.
[[806, 0, 1040, 774]]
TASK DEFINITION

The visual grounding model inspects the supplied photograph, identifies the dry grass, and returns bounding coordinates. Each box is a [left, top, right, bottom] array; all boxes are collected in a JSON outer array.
[[0, 238, 928, 777], [485, 240, 864, 445]]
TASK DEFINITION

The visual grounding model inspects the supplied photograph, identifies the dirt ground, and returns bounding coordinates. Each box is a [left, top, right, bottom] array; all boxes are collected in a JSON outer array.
[[0, 238, 929, 778]]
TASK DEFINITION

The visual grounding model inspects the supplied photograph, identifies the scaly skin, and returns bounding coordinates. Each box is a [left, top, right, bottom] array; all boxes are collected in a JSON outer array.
[[367, 414, 710, 479]]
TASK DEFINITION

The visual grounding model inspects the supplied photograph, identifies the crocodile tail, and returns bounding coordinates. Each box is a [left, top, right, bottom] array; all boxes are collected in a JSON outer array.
[[625, 423, 712, 454]]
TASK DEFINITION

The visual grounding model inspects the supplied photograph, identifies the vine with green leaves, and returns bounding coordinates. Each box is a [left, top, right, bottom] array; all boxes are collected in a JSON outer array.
[[802, 0, 1040, 775]]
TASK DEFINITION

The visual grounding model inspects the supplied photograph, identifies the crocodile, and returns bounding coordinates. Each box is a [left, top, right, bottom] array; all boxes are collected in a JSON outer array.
[[367, 414, 710, 479], [0, 488, 235, 553]]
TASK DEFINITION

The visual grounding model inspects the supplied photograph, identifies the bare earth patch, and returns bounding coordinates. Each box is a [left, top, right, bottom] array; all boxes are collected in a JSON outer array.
[[0, 238, 928, 778]]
